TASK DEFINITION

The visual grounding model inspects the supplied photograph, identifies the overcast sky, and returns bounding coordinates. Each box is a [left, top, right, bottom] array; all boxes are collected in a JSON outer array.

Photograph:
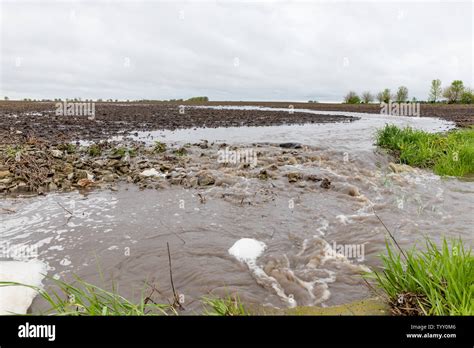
[[1, 0, 472, 102]]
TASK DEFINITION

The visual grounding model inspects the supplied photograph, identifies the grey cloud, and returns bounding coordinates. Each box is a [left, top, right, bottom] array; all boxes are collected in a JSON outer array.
[[1, 1, 472, 101]]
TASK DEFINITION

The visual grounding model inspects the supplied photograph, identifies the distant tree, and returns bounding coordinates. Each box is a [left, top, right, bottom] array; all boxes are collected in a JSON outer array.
[[376, 92, 384, 103], [343, 91, 361, 104], [361, 91, 374, 103], [4, 96, 8, 100], [381, 89, 391, 103], [429, 79, 442, 103], [187, 96, 209, 102], [460, 89, 474, 104], [443, 80, 464, 103], [395, 86, 409, 102]]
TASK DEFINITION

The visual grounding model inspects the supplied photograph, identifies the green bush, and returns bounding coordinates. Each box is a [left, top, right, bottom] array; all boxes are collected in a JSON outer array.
[[460, 90, 474, 104], [186, 96, 209, 102]]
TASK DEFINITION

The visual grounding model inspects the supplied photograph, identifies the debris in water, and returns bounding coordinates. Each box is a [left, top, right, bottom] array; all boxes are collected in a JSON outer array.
[[228, 238, 266, 264], [0, 260, 47, 315]]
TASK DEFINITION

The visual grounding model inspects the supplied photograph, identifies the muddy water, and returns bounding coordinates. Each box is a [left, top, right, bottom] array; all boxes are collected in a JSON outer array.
[[1, 107, 473, 313]]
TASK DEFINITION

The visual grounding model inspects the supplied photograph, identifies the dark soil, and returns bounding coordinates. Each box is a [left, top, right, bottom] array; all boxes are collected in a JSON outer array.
[[0, 101, 357, 144], [0, 101, 472, 145]]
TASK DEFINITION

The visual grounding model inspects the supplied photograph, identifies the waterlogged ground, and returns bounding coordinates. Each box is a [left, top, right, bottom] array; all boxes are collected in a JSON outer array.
[[0, 106, 473, 313]]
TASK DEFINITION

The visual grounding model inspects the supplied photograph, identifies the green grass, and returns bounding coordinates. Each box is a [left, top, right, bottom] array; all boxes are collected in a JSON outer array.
[[201, 295, 248, 316], [0, 276, 175, 316], [173, 147, 188, 157], [375, 125, 474, 177], [87, 144, 101, 157], [369, 238, 473, 315], [153, 141, 166, 153], [0, 276, 248, 316]]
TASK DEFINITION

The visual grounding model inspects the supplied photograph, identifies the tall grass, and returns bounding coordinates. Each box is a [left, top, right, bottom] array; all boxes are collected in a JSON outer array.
[[375, 125, 474, 177], [0, 276, 175, 315], [201, 295, 248, 316], [0, 276, 249, 316], [370, 238, 473, 315]]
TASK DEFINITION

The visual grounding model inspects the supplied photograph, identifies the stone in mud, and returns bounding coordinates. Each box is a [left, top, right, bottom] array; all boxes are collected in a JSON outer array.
[[76, 169, 92, 180], [61, 180, 72, 190], [279, 143, 302, 149], [92, 159, 107, 168], [197, 171, 215, 186], [160, 163, 173, 172], [258, 169, 269, 180], [320, 178, 331, 189], [347, 185, 360, 197], [170, 177, 183, 185], [0, 171, 12, 179], [103, 174, 115, 182], [265, 164, 278, 171], [389, 162, 415, 173], [188, 177, 198, 187], [287, 172, 302, 183], [287, 157, 297, 165], [10, 182, 27, 193], [48, 182, 58, 191], [77, 178, 94, 187], [62, 164, 74, 175], [306, 174, 322, 182], [50, 149, 63, 159], [118, 166, 130, 174], [140, 168, 162, 177], [107, 159, 121, 168], [0, 178, 13, 185]]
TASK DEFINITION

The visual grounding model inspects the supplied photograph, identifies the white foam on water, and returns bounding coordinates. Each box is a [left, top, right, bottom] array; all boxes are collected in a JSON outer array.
[[0, 259, 48, 314], [229, 238, 299, 307], [228, 238, 266, 264]]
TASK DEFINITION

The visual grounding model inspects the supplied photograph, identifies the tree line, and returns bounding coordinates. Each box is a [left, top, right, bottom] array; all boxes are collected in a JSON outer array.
[[343, 80, 474, 104]]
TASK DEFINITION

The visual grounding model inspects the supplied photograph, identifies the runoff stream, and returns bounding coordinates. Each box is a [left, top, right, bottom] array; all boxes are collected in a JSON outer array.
[[1, 106, 472, 313]]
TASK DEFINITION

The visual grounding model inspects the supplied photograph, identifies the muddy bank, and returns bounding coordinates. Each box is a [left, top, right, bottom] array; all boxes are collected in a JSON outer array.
[[0, 139, 342, 197], [0, 101, 357, 144]]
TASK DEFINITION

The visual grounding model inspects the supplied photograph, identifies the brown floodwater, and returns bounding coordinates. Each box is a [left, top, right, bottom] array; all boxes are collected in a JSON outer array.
[[0, 107, 472, 313]]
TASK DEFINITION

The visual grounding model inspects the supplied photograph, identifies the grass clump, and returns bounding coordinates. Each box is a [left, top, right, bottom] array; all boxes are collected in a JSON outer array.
[[87, 144, 101, 157], [202, 295, 248, 316], [370, 238, 473, 316], [173, 147, 188, 157], [0, 276, 175, 316], [375, 125, 474, 177], [153, 141, 167, 153], [57, 143, 76, 154]]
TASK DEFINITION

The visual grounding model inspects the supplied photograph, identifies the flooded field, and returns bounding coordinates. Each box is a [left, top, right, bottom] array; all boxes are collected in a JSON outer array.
[[0, 106, 473, 313]]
